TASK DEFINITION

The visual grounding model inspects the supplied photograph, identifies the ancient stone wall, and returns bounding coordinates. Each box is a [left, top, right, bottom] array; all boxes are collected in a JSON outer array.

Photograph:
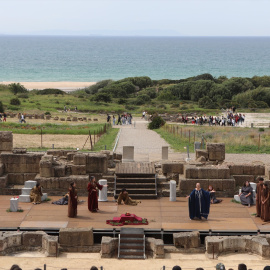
[[0, 131, 13, 152]]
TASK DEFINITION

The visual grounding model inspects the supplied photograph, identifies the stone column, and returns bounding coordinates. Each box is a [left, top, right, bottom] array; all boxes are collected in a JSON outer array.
[[10, 198, 18, 212], [98, 179, 108, 202], [170, 180, 176, 202], [162, 146, 168, 160]]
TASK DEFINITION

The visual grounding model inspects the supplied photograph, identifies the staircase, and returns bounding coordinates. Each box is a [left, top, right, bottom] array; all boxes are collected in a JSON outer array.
[[115, 163, 157, 199], [118, 228, 145, 259]]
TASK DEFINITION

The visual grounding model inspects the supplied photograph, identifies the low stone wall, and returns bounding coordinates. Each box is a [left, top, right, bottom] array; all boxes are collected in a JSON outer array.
[[205, 235, 270, 259], [173, 231, 200, 249], [0, 231, 58, 257], [59, 227, 95, 252], [162, 162, 185, 175], [1, 153, 43, 174]]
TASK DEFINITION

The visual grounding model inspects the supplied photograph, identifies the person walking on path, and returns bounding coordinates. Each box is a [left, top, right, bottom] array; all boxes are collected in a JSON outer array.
[[68, 182, 78, 218]]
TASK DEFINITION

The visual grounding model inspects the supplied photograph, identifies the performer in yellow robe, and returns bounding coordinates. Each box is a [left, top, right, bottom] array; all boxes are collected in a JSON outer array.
[[30, 183, 43, 204], [117, 188, 141, 206]]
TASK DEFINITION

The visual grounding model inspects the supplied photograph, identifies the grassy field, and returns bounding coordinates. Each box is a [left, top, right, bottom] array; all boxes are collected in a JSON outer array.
[[93, 128, 119, 151], [0, 122, 109, 135], [155, 124, 270, 154]]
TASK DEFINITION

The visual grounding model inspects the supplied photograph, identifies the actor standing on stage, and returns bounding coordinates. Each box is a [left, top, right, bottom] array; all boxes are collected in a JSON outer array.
[[256, 177, 264, 217], [187, 183, 210, 220], [68, 182, 78, 218], [239, 181, 253, 207], [87, 176, 103, 213], [261, 183, 270, 222]]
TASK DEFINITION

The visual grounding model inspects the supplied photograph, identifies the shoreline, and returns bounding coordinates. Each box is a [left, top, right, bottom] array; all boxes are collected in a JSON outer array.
[[1, 81, 96, 92]]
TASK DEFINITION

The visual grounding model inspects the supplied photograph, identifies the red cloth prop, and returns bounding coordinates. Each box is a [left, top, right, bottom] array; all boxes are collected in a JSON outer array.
[[106, 213, 148, 226]]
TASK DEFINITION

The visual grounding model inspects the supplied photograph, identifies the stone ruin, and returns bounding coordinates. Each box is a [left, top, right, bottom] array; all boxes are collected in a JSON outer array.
[[0, 131, 269, 199]]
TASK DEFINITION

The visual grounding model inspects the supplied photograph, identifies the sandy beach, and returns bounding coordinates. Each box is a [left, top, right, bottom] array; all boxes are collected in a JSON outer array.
[[2, 81, 96, 92]]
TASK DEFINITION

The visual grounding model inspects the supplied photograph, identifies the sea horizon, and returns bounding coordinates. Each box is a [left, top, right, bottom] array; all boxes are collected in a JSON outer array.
[[1, 36, 270, 82]]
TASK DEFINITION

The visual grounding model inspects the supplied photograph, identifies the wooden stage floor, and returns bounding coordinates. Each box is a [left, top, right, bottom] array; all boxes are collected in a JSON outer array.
[[0, 196, 269, 232]]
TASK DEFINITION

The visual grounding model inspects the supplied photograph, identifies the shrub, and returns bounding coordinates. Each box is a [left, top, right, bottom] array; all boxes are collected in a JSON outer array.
[[9, 83, 27, 94], [10, 98, 21, 105], [86, 80, 113, 94], [37, 89, 65, 95], [0, 101, 4, 112], [259, 128, 265, 132], [92, 92, 112, 103], [125, 105, 138, 111], [55, 101, 59, 104], [148, 115, 165, 130], [171, 102, 180, 108], [17, 93, 29, 99], [134, 94, 150, 105], [44, 112, 51, 115], [118, 98, 126, 104], [192, 73, 215, 81]]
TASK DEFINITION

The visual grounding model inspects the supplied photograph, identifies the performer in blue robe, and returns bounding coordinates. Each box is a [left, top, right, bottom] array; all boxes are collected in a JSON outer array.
[[187, 183, 211, 220]]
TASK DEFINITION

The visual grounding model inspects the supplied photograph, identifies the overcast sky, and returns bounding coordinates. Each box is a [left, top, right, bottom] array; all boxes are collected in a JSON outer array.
[[1, 0, 270, 36]]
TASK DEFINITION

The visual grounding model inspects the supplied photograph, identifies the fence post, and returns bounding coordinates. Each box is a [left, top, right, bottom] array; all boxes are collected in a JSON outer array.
[[89, 130, 93, 150], [41, 127, 43, 148], [258, 134, 260, 152], [44, 264, 46, 270]]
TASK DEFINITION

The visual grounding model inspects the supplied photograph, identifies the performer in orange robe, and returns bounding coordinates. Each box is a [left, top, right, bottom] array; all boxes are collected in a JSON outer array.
[[68, 182, 78, 218], [256, 177, 264, 217], [87, 176, 103, 212]]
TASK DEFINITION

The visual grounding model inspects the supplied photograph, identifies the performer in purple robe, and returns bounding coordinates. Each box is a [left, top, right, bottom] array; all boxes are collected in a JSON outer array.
[[187, 183, 210, 220]]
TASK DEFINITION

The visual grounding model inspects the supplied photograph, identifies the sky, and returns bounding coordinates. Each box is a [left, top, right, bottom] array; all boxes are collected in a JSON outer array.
[[0, 0, 270, 36]]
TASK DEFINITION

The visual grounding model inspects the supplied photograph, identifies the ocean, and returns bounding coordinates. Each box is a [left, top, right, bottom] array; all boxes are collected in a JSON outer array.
[[0, 36, 270, 82]]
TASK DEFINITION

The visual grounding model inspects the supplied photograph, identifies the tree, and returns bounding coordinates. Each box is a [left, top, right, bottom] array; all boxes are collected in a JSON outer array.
[[222, 77, 254, 95], [9, 83, 27, 95], [86, 80, 113, 94]]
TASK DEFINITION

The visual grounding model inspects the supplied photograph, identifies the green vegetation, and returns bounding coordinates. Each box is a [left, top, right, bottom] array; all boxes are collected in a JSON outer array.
[[6, 208, 24, 212], [155, 124, 270, 154], [148, 115, 165, 130], [1, 74, 270, 115], [0, 122, 107, 135], [93, 128, 119, 151]]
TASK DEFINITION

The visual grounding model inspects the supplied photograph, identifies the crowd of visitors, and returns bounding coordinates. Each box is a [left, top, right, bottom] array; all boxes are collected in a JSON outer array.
[[190, 113, 245, 126], [107, 113, 133, 125]]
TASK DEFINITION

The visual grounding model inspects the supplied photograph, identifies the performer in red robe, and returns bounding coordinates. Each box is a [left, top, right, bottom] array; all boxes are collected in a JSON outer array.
[[87, 176, 103, 212]]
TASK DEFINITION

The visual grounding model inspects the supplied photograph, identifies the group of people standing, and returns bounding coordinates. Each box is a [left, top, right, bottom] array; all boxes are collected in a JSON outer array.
[[68, 176, 105, 218]]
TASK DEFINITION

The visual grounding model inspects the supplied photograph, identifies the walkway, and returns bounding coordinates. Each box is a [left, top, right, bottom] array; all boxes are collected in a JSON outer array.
[[114, 118, 183, 162]]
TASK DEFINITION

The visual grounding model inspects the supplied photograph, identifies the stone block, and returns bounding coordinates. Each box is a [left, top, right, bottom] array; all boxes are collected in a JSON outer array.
[[59, 227, 94, 247], [67, 152, 76, 161], [101, 236, 118, 258], [0, 163, 4, 176], [184, 166, 198, 179], [179, 178, 209, 192], [265, 166, 270, 180], [146, 237, 165, 258], [0, 232, 22, 252], [47, 150, 64, 157], [122, 146, 134, 162], [254, 165, 265, 176], [54, 165, 66, 177], [86, 153, 107, 173], [173, 231, 200, 248], [207, 143, 225, 161], [198, 167, 210, 179], [222, 179, 235, 191], [229, 164, 244, 175], [113, 152, 122, 160], [0, 174, 8, 188], [243, 165, 255, 175], [42, 235, 59, 257], [40, 166, 54, 178], [72, 117, 78, 121], [100, 150, 111, 159], [196, 149, 208, 160], [71, 165, 86, 175], [5, 163, 40, 173], [162, 146, 169, 160], [0, 131, 13, 142], [73, 154, 87, 165], [233, 175, 255, 187], [23, 231, 47, 247], [162, 162, 184, 174], [217, 167, 230, 179]]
